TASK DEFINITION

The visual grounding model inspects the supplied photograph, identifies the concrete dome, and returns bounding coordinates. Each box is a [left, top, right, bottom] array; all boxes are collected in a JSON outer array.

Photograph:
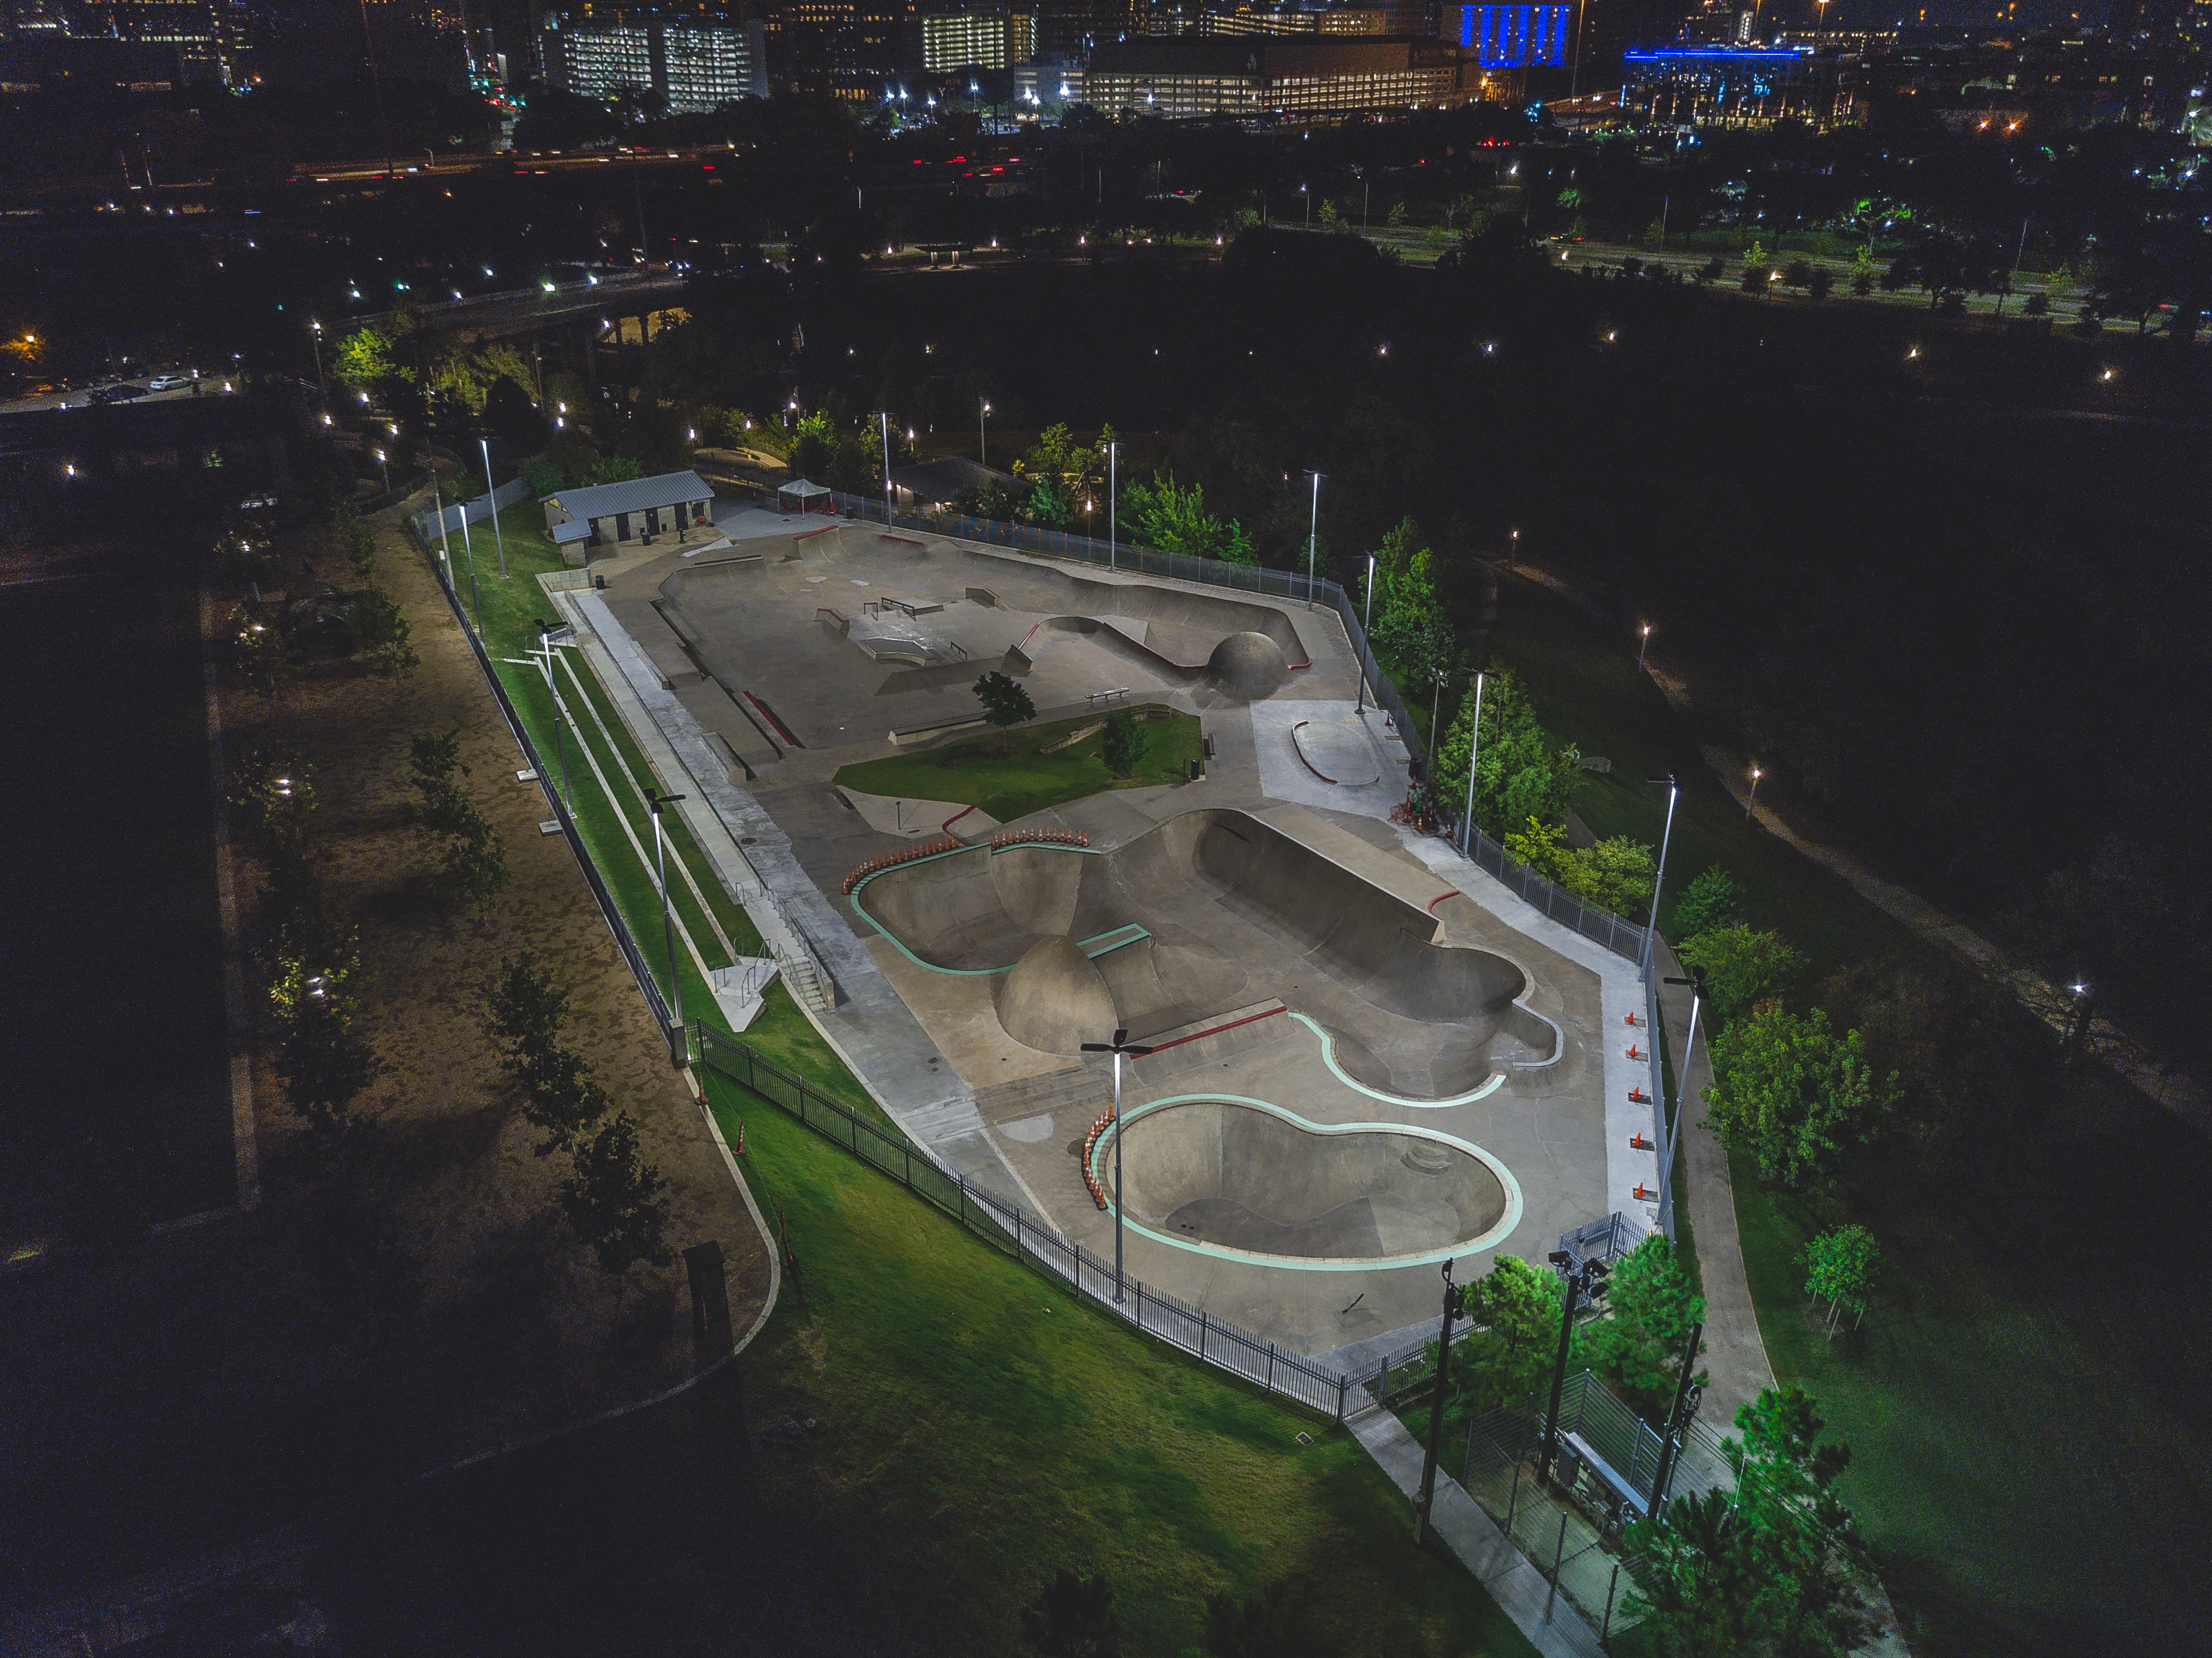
[[1206, 631, 1289, 702], [995, 935, 1118, 1056]]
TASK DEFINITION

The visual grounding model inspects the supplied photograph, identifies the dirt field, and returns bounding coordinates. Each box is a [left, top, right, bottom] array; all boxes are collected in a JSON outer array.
[[0, 485, 774, 1611]]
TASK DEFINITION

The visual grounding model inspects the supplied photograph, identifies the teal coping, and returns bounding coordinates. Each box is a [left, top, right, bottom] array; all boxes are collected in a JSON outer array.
[[1286, 1012, 1506, 1108], [847, 840, 1118, 977], [1087, 1092, 1524, 1273]]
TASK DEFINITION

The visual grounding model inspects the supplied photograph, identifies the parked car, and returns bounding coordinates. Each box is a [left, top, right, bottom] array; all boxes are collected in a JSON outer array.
[[146, 373, 191, 392], [92, 383, 149, 404]]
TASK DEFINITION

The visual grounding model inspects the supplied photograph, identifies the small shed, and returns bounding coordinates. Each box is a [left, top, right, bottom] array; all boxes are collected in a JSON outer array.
[[541, 469, 715, 564], [776, 477, 837, 515]]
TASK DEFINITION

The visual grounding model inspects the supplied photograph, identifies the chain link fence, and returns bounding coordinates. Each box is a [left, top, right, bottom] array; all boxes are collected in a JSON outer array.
[[694, 1024, 1361, 1420]]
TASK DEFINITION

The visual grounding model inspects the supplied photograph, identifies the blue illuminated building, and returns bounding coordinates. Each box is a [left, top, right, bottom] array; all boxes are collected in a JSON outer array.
[[1445, 5, 1570, 69]]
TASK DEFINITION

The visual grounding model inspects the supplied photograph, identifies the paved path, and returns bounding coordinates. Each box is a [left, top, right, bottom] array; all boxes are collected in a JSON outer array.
[[1349, 1406, 1609, 1658]]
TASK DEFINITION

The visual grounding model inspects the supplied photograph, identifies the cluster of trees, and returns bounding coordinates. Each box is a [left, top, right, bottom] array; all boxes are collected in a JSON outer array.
[[485, 953, 672, 1281]]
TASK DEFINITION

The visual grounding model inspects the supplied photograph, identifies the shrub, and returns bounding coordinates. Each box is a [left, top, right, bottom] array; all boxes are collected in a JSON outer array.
[[1099, 710, 1145, 776], [974, 669, 1036, 728], [1677, 925, 1804, 1020], [1669, 866, 1742, 945], [1560, 835, 1657, 917], [1705, 1003, 1897, 1189]]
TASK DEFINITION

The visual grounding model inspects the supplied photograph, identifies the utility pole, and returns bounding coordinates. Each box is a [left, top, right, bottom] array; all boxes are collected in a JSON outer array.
[[1414, 1259, 1459, 1544], [1537, 1253, 1606, 1486], [1460, 671, 1486, 855], [1646, 1319, 1704, 1513], [1640, 776, 1679, 980], [879, 410, 894, 524]]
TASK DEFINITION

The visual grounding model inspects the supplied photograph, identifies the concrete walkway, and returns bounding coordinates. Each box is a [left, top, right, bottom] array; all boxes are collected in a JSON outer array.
[[1348, 1406, 1609, 1658]]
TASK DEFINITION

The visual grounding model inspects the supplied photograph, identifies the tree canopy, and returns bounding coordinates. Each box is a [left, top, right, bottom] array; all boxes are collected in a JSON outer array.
[[1430, 669, 1580, 842], [1705, 1003, 1896, 1189]]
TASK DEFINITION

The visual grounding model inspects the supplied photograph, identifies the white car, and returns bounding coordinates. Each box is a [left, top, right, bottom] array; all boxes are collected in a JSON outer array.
[[146, 373, 191, 392]]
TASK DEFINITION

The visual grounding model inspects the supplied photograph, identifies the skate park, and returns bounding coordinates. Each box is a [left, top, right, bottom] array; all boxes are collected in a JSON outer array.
[[564, 515, 1638, 1363]]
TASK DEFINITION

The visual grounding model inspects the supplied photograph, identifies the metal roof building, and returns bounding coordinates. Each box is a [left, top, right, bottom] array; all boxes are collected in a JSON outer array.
[[542, 470, 716, 559]]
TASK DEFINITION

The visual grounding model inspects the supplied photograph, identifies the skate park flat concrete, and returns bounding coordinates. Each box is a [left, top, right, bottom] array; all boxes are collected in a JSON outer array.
[[1291, 713, 1383, 785], [572, 523, 1622, 1360], [835, 787, 999, 840]]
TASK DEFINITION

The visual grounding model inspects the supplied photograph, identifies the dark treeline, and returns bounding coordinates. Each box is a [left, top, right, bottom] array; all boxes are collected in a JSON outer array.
[[652, 232, 2209, 1043]]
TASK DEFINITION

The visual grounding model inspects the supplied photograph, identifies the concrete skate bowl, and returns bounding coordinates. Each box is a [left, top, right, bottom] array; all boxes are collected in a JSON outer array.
[[1111, 810, 1559, 1094], [1103, 1098, 1519, 1266]]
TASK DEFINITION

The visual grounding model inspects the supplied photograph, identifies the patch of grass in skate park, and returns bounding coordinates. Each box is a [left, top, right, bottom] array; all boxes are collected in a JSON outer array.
[[832, 705, 1203, 823], [702, 1046, 1540, 1658], [1481, 570, 2212, 1657]]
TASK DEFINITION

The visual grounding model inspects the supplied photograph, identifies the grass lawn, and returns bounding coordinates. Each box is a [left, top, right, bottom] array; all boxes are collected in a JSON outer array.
[[833, 706, 1203, 822], [399, 490, 1536, 1653], [1474, 571, 2212, 1657], [700, 1016, 1540, 1657]]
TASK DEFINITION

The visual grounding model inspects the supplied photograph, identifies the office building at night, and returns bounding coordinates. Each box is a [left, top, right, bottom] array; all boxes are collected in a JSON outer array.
[[1084, 33, 1478, 117]]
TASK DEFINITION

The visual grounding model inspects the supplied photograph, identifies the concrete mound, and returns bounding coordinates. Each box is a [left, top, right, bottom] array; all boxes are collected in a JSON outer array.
[[1207, 631, 1289, 701], [994, 935, 1119, 1056], [1114, 1101, 1509, 1262]]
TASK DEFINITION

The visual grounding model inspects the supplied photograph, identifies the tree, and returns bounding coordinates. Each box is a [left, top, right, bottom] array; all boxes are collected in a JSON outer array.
[[1624, 1385, 1871, 1658], [1503, 815, 1570, 882], [1670, 866, 1742, 945], [1576, 1235, 1704, 1414], [1366, 519, 1457, 685], [1677, 925, 1805, 1020], [1099, 709, 1144, 776], [1808, 266, 1834, 302], [1013, 421, 1113, 508], [790, 410, 834, 479], [1025, 475, 1072, 529], [521, 452, 565, 497], [337, 588, 417, 679], [1560, 835, 1657, 917], [484, 951, 610, 1155], [1784, 259, 1814, 289], [1120, 472, 1256, 565], [334, 321, 408, 387], [580, 454, 643, 487], [1699, 255, 1725, 283], [334, 503, 376, 581], [1453, 1254, 1563, 1411], [560, 1111, 672, 1278], [1800, 1224, 1881, 1339], [1742, 264, 1773, 295], [1704, 1003, 1896, 1189], [1430, 669, 1579, 843], [1021, 1569, 1119, 1657], [974, 669, 1036, 727], [411, 730, 509, 911]]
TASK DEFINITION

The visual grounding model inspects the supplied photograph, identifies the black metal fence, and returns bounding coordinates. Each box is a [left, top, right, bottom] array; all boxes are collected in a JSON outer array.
[[406, 515, 681, 1061], [694, 1024, 1365, 1421]]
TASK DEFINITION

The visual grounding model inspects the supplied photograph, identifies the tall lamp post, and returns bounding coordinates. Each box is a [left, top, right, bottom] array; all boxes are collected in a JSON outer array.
[[1355, 552, 1376, 712], [1303, 469, 1323, 608], [480, 437, 509, 577], [979, 397, 991, 468], [1079, 1027, 1156, 1305], [309, 319, 325, 397], [1538, 1252, 1609, 1485], [1746, 764, 1762, 820], [1460, 670, 1486, 855], [457, 488, 482, 635], [1641, 775, 1680, 981], [646, 789, 688, 1052], [373, 447, 390, 498], [535, 618, 571, 810], [1107, 438, 1119, 571], [879, 410, 895, 524], [1637, 622, 1652, 674]]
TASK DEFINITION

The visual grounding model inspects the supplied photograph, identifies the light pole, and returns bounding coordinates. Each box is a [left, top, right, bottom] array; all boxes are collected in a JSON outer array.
[[979, 397, 991, 467], [481, 437, 509, 577], [373, 447, 390, 497], [1637, 622, 1652, 674], [879, 410, 895, 524], [1655, 964, 1705, 1244], [1429, 667, 1448, 777], [1537, 1251, 1607, 1485], [1746, 765, 1762, 820], [1460, 670, 1486, 854], [2065, 981, 2095, 1065], [1107, 438, 1118, 571], [1508, 526, 1519, 567], [646, 789, 688, 1041], [1414, 1258, 1458, 1544], [1355, 552, 1376, 712], [309, 319, 325, 396], [1641, 775, 1680, 981], [1304, 469, 1323, 608], [457, 488, 482, 634], [536, 618, 570, 811], [1079, 1026, 1156, 1304], [434, 468, 456, 594]]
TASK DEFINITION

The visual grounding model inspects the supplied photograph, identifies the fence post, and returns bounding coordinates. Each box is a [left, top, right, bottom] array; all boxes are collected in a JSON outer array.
[[904, 1139, 912, 1187], [1014, 1207, 1022, 1260], [1505, 1458, 1522, 1533], [1265, 1342, 1276, 1392], [957, 1179, 966, 1227], [1545, 1510, 1569, 1620], [1197, 1309, 1208, 1360], [1337, 1374, 1348, 1423]]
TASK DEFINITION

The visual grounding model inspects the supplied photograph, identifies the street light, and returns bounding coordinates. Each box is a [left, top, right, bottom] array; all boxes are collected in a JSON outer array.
[[1107, 438, 1119, 571], [979, 397, 991, 467], [481, 437, 509, 577], [1303, 470, 1323, 608], [2065, 981, 2095, 1064], [1079, 1027, 1156, 1305], [373, 447, 390, 495], [1356, 552, 1377, 712], [879, 410, 895, 524], [309, 319, 325, 396], [1508, 526, 1519, 566], [1641, 775, 1680, 981], [1637, 622, 1652, 674], [536, 618, 571, 811], [1460, 671, 1486, 855], [1747, 764, 1762, 820], [645, 789, 689, 1046]]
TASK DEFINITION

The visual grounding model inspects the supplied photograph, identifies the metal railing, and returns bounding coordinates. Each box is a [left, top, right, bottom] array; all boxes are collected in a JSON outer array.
[[694, 1024, 1364, 1421], [1459, 821, 1647, 966], [406, 510, 681, 1062]]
